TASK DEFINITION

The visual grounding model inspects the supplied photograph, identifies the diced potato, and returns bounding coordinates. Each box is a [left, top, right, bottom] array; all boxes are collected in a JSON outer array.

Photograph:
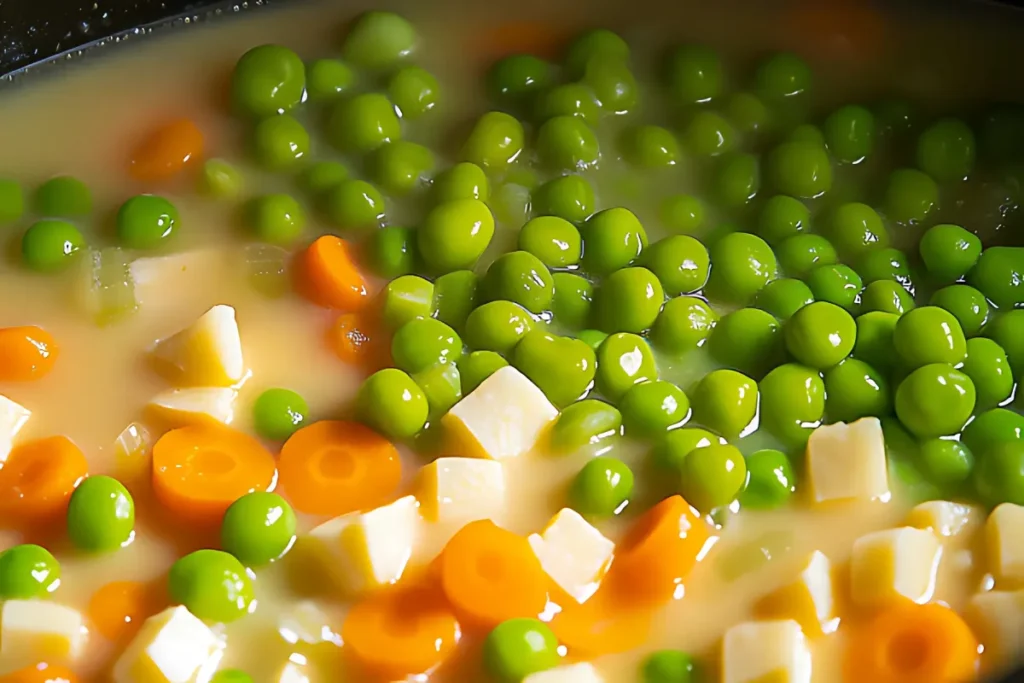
[[0, 393, 31, 464], [528, 508, 614, 604], [416, 457, 505, 525], [850, 526, 942, 607], [0, 599, 88, 663], [523, 662, 605, 683], [987, 503, 1024, 583], [113, 605, 224, 683], [275, 663, 310, 683], [756, 550, 836, 637], [151, 304, 245, 387], [146, 387, 237, 427], [722, 619, 812, 683], [907, 500, 978, 538], [443, 366, 558, 460], [305, 495, 420, 595], [806, 417, 888, 503], [278, 601, 341, 647], [131, 250, 227, 308], [965, 589, 1024, 672]]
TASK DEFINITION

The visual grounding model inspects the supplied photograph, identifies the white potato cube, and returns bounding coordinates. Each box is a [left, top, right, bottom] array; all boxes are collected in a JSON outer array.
[[442, 366, 558, 460], [965, 590, 1024, 671], [850, 526, 942, 607], [146, 387, 237, 427], [151, 304, 245, 387], [722, 619, 811, 683], [806, 417, 888, 503], [416, 457, 505, 524], [113, 605, 223, 683], [528, 508, 614, 604], [0, 393, 31, 464], [523, 662, 604, 683], [757, 550, 836, 637], [987, 503, 1024, 583], [0, 599, 87, 663], [278, 601, 341, 647], [275, 663, 310, 683], [305, 495, 420, 595], [907, 500, 978, 538]]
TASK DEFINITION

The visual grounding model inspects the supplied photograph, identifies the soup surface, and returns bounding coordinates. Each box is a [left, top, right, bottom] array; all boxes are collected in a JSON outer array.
[[2, 1, 1024, 682]]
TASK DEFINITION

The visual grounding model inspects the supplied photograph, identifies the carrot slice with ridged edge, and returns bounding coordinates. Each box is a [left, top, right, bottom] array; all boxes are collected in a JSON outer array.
[[87, 579, 167, 644], [0, 436, 87, 525], [297, 235, 370, 311], [0, 326, 59, 381], [546, 583, 651, 656], [278, 420, 401, 517], [0, 663, 79, 683], [129, 118, 204, 182]]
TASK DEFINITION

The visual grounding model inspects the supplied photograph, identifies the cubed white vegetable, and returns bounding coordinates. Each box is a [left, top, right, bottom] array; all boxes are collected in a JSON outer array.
[[965, 589, 1024, 671], [722, 619, 811, 683], [907, 500, 978, 538], [416, 457, 505, 524], [0, 393, 31, 464], [151, 304, 245, 387], [278, 601, 341, 647], [0, 599, 87, 663], [113, 605, 224, 683], [523, 662, 604, 683], [146, 387, 237, 427], [850, 526, 942, 607], [528, 508, 614, 604], [305, 495, 420, 595], [806, 417, 888, 503], [442, 366, 558, 460], [987, 503, 1024, 583], [275, 663, 310, 683], [757, 550, 836, 637]]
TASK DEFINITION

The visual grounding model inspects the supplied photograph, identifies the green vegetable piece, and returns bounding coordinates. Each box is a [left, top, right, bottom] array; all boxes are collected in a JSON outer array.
[[650, 296, 719, 355], [462, 111, 524, 173], [824, 105, 875, 163], [482, 251, 554, 314], [860, 280, 915, 315], [620, 380, 691, 438], [989, 310, 1024, 376], [917, 117, 975, 183], [716, 152, 761, 208], [534, 83, 602, 123], [758, 195, 809, 245], [247, 193, 305, 245], [533, 175, 594, 223], [853, 311, 900, 372], [789, 124, 825, 145], [252, 388, 309, 441], [252, 114, 309, 170], [583, 56, 638, 114], [513, 330, 595, 408], [962, 337, 1013, 411], [917, 438, 974, 487], [211, 670, 253, 683], [368, 226, 416, 279], [565, 29, 630, 77], [690, 368, 758, 439], [969, 247, 1024, 310], [0, 179, 24, 224], [519, 216, 582, 268], [884, 168, 939, 225], [370, 141, 435, 195], [306, 58, 355, 102], [594, 267, 665, 334], [221, 491, 297, 566], [784, 301, 856, 369], [705, 232, 778, 306], [621, 125, 680, 168], [895, 363, 976, 438], [768, 141, 832, 198], [21, 219, 84, 271], [537, 116, 600, 170], [893, 306, 967, 369], [776, 234, 837, 279], [919, 224, 982, 284], [356, 368, 428, 439], [488, 55, 552, 108], [650, 428, 719, 472], [392, 317, 463, 374], [681, 443, 748, 511], [35, 176, 91, 217], [116, 195, 178, 250], [581, 207, 647, 276], [380, 275, 433, 329], [464, 300, 534, 355], [726, 92, 771, 136], [829, 202, 887, 260], [684, 111, 736, 157], [418, 199, 495, 273], [327, 93, 401, 154], [0, 544, 60, 599], [757, 52, 812, 100], [806, 264, 863, 313], [433, 163, 489, 204], [661, 194, 705, 235], [857, 247, 912, 284], [231, 44, 305, 117], [388, 66, 439, 119], [300, 161, 348, 196], [414, 363, 463, 419], [930, 285, 989, 338], [547, 399, 621, 455], [433, 270, 478, 331], [342, 11, 418, 70], [577, 329, 608, 350], [739, 450, 796, 510], [962, 408, 1024, 457], [641, 235, 710, 296], [483, 618, 560, 682], [667, 45, 722, 103], [754, 278, 814, 319], [457, 350, 508, 394], [975, 439, 1024, 506], [759, 363, 825, 448], [570, 456, 635, 516], [168, 549, 254, 623], [198, 159, 243, 198], [551, 272, 593, 330], [323, 179, 385, 232], [596, 333, 657, 401], [824, 358, 891, 422], [708, 307, 784, 378]]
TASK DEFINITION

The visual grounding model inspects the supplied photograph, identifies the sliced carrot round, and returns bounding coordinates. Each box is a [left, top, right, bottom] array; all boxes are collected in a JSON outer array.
[[0, 436, 87, 524], [0, 326, 59, 381], [297, 235, 370, 311], [342, 579, 460, 679], [0, 663, 78, 683], [87, 579, 167, 643], [129, 118, 204, 182], [547, 584, 651, 656], [327, 311, 390, 371], [607, 495, 714, 608], [844, 601, 979, 683], [277, 420, 400, 516], [151, 424, 276, 526], [439, 519, 549, 629]]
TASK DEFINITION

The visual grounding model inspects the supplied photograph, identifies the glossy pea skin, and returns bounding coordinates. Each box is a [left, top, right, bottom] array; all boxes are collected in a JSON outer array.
[[789, 124, 825, 146], [327, 93, 401, 154], [414, 363, 462, 419], [768, 141, 832, 198], [488, 55, 552, 108], [975, 439, 1024, 506], [548, 399, 622, 454], [961, 337, 1013, 411], [917, 438, 974, 487], [581, 207, 648, 275], [418, 199, 495, 273], [565, 29, 631, 77], [116, 195, 178, 249], [893, 306, 967, 369], [715, 152, 760, 208], [824, 104, 875, 163], [231, 44, 305, 117], [570, 456, 635, 516], [21, 220, 85, 271], [758, 195, 809, 245], [433, 270, 478, 332], [884, 168, 939, 224], [356, 368, 428, 439], [824, 358, 891, 423], [806, 264, 863, 313], [860, 280, 915, 315], [537, 115, 601, 171], [368, 226, 416, 278], [988, 310, 1024, 377], [464, 300, 534, 356], [661, 194, 705, 234], [895, 363, 976, 439], [482, 251, 554, 314], [667, 45, 723, 103], [323, 180, 385, 232], [199, 159, 244, 199], [919, 223, 982, 283], [962, 407, 1024, 457], [380, 275, 433, 329], [785, 301, 856, 369], [650, 296, 719, 355], [757, 52, 811, 100], [690, 368, 758, 439], [930, 285, 989, 337], [594, 267, 665, 334], [252, 114, 309, 170], [370, 140, 435, 195], [683, 111, 736, 157], [533, 175, 594, 223], [776, 234, 837, 279], [342, 11, 418, 70], [621, 125, 680, 168], [857, 247, 912, 285], [705, 232, 778, 306], [247, 193, 305, 245], [513, 330, 596, 408], [388, 66, 439, 119], [596, 332, 657, 401], [968, 246, 1024, 310], [759, 363, 825, 448], [642, 235, 710, 296], [551, 272, 593, 330], [917, 117, 975, 183], [300, 160, 348, 196], [392, 317, 463, 374], [0, 179, 24, 224], [620, 380, 691, 438], [168, 549, 254, 623], [680, 443, 748, 512], [462, 111, 525, 173], [519, 216, 582, 267], [0, 544, 60, 599], [306, 58, 355, 102], [252, 388, 309, 441], [35, 176, 91, 217], [853, 311, 900, 372], [457, 350, 508, 394], [727, 92, 771, 136], [754, 278, 814, 319], [739, 449, 796, 511], [534, 83, 602, 124], [650, 427, 719, 472], [66, 475, 134, 553], [829, 202, 887, 260], [708, 308, 784, 378], [433, 163, 489, 204], [583, 55, 638, 114], [577, 329, 608, 350], [221, 491, 297, 566], [483, 618, 560, 682]]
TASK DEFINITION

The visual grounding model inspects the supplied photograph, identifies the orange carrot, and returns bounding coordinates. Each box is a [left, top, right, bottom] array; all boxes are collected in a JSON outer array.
[[151, 424, 276, 526], [296, 235, 370, 311], [0, 663, 78, 683], [87, 580, 166, 643], [327, 311, 390, 370], [129, 119, 204, 182], [0, 326, 59, 381], [0, 436, 87, 524], [277, 420, 401, 517], [439, 519, 549, 629], [606, 495, 715, 608], [547, 583, 651, 656], [471, 21, 570, 62], [342, 578, 460, 679], [843, 601, 979, 683]]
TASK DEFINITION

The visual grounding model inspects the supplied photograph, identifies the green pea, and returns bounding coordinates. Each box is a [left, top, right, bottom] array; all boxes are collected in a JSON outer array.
[[917, 117, 975, 182], [380, 275, 433, 329], [577, 329, 608, 350], [458, 350, 508, 394], [969, 247, 1024, 310], [758, 195, 809, 245], [231, 44, 305, 117], [665, 45, 721, 103], [537, 115, 600, 171], [513, 331, 596, 408], [246, 193, 305, 245], [462, 111, 524, 173], [418, 199, 494, 273], [824, 358, 891, 423], [690, 368, 758, 439], [930, 285, 989, 337], [533, 175, 594, 224], [583, 56, 638, 114], [21, 219, 84, 271], [35, 175, 91, 217], [388, 66, 439, 119], [893, 306, 967, 369], [754, 278, 814, 320], [726, 92, 771, 136], [739, 450, 796, 511], [306, 58, 355, 102], [884, 168, 939, 225], [962, 337, 1013, 411], [356, 368, 428, 439], [640, 236, 710, 297], [252, 114, 309, 170], [785, 301, 856, 369], [789, 124, 825, 146], [684, 111, 736, 157], [116, 195, 178, 249], [328, 93, 401, 154], [367, 226, 415, 279], [252, 388, 309, 441], [519, 216, 582, 268], [715, 152, 760, 208], [621, 125, 680, 168], [535, 83, 602, 124], [680, 443, 748, 511], [776, 234, 837, 279], [857, 247, 912, 285], [829, 203, 887, 260], [594, 267, 664, 334], [0, 544, 60, 599], [895, 363, 976, 438], [392, 317, 463, 374], [824, 105, 875, 163], [433, 163, 489, 204], [806, 264, 863, 312], [757, 52, 811, 100], [169, 549, 254, 623], [988, 310, 1024, 376], [342, 11, 418, 69], [620, 380, 691, 438], [482, 251, 554, 314], [323, 179, 386, 232], [596, 332, 657, 401], [0, 179, 24, 224], [918, 223, 981, 284], [488, 55, 552, 108], [483, 618, 560, 682], [581, 207, 647, 276], [299, 161, 348, 196], [650, 428, 719, 472], [860, 280, 915, 315], [853, 311, 900, 372], [211, 670, 253, 683], [708, 308, 784, 378], [221, 491, 296, 566], [551, 273, 593, 330], [565, 29, 630, 77], [650, 296, 719, 355], [433, 270, 478, 332], [768, 141, 832, 198], [916, 438, 974, 487], [569, 456, 635, 516], [759, 363, 825, 448], [547, 399, 621, 454], [199, 159, 243, 199], [661, 194, 705, 235], [975, 439, 1024, 506], [465, 300, 534, 355], [414, 363, 462, 419], [962, 408, 1024, 456], [705, 232, 778, 306], [369, 141, 435, 196]]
